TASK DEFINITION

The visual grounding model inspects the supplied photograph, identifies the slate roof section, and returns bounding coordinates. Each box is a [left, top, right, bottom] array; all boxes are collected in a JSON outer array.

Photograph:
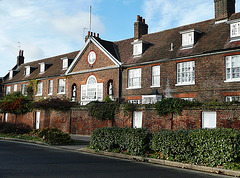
[[113, 17, 239, 65], [4, 51, 79, 84]]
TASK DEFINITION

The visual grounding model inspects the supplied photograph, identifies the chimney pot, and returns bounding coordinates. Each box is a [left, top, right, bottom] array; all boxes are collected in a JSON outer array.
[[137, 15, 140, 21], [91, 32, 93, 36], [97, 33, 99, 38], [94, 32, 96, 37], [134, 15, 148, 39], [88, 31, 90, 36]]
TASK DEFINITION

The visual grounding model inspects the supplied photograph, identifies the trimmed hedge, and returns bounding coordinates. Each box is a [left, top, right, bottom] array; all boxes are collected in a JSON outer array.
[[89, 127, 152, 155], [151, 128, 240, 167], [89, 127, 239, 167]]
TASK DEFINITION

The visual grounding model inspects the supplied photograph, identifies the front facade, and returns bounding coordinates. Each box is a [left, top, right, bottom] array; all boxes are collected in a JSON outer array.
[[2, 0, 240, 115]]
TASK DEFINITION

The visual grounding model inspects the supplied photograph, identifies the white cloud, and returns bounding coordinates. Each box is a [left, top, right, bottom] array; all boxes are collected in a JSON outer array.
[[142, 0, 213, 32], [0, 0, 105, 76]]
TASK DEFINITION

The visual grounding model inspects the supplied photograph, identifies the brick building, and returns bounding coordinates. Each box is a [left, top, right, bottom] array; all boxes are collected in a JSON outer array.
[[1, 0, 240, 131]]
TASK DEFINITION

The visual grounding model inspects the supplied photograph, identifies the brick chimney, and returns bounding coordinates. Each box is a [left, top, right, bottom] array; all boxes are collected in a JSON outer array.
[[134, 15, 148, 39], [214, 0, 235, 21], [17, 50, 24, 67]]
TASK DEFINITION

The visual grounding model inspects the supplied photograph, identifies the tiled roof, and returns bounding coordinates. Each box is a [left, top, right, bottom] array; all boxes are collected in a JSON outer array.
[[4, 51, 79, 84], [113, 16, 240, 65]]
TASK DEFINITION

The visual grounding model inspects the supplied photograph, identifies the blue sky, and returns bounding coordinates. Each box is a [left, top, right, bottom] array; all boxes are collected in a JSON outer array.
[[1, 0, 240, 77]]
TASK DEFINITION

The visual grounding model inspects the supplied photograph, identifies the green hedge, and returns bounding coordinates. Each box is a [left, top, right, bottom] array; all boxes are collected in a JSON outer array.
[[151, 128, 239, 167], [89, 127, 239, 167], [89, 127, 152, 155]]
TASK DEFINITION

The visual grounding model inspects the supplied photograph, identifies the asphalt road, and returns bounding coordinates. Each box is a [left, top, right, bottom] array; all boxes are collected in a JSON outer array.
[[0, 140, 232, 178]]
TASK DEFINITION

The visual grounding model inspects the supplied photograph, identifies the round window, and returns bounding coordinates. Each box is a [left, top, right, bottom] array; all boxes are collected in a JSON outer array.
[[88, 51, 96, 65]]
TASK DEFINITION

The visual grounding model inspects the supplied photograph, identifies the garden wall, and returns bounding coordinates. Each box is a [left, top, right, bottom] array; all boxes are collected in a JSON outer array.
[[0, 106, 239, 134]]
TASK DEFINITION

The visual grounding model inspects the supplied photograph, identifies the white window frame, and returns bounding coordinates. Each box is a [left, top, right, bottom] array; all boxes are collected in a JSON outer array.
[[80, 75, 103, 105], [9, 70, 13, 80], [225, 55, 240, 82], [58, 79, 66, 94], [127, 68, 141, 89], [6, 86, 11, 95], [226, 96, 240, 102], [181, 98, 194, 101], [13, 84, 17, 92], [151, 65, 160, 87], [36, 81, 43, 96], [39, 63, 45, 74], [128, 100, 141, 104], [176, 61, 195, 86], [182, 32, 194, 48], [21, 84, 28, 96], [132, 40, 143, 57], [48, 80, 53, 95], [230, 22, 240, 40], [25, 66, 31, 76], [62, 59, 68, 70], [88, 51, 96, 65]]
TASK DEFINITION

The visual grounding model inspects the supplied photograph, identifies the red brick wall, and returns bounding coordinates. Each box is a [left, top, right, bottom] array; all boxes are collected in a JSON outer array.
[[122, 53, 240, 102], [1, 107, 239, 135]]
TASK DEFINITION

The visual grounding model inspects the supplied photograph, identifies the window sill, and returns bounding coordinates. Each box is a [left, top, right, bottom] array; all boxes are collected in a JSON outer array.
[[48, 93, 53, 96], [35, 94, 42, 96], [57, 92, 66, 95], [224, 79, 240, 83], [150, 85, 160, 88], [126, 87, 141, 90], [175, 83, 195, 86]]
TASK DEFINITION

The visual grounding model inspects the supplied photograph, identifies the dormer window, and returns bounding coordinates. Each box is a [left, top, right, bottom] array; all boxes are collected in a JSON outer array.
[[25, 66, 37, 76], [39, 63, 45, 74], [180, 29, 201, 49], [25, 66, 31, 76], [229, 20, 240, 41], [9, 70, 13, 80], [9, 70, 19, 80], [61, 57, 73, 70], [132, 40, 143, 57]]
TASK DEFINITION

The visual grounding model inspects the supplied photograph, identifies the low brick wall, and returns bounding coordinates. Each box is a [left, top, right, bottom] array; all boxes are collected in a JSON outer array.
[[0, 106, 239, 134]]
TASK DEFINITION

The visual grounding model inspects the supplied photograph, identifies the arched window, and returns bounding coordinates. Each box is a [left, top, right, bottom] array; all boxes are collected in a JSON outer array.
[[81, 75, 103, 105]]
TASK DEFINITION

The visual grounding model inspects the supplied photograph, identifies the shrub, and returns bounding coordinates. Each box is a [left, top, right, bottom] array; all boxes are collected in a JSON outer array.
[[150, 128, 240, 167], [35, 127, 73, 145], [0, 92, 32, 115], [33, 98, 75, 112], [0, 122, 31, 134], [89, 127, 152, 156]]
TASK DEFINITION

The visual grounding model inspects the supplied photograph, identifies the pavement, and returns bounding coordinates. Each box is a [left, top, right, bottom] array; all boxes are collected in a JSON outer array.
[[0, 134, 239, 177]]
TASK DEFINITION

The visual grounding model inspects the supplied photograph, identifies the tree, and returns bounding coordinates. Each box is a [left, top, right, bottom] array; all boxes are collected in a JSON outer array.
[[0, 92, 32, 116]]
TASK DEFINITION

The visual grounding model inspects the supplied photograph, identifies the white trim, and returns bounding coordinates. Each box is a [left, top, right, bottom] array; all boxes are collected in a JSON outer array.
[[65, 37, 121, 75], [126, 87, 142, 90], [224, 79, 240, 83], [150, 85, 160, 88], [68, 66, 119, 75], [215, 19, 228, 24], [175, 82, 195, 86]]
